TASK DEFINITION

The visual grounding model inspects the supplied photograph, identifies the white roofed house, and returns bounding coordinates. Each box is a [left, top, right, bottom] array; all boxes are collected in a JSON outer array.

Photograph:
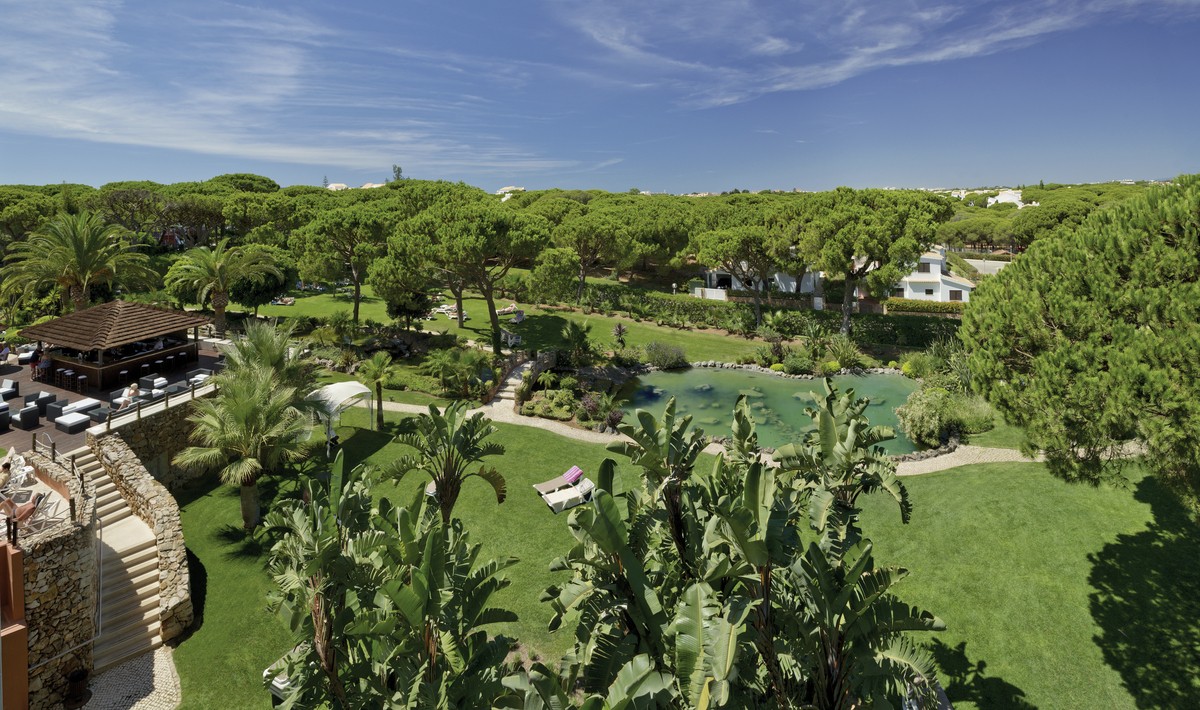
[[890, 246, 974, 303]]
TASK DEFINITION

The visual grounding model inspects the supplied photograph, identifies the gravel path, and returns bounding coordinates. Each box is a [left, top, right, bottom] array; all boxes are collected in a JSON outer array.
[[897, 444, 1041, 475], [368, 400, 1034, 470]]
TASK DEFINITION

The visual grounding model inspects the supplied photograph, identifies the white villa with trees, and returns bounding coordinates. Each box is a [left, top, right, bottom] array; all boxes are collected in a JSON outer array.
[[890, 246, 974, 302]]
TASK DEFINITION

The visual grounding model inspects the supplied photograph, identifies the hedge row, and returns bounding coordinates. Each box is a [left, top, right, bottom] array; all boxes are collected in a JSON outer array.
[[581, 282, 959, 348], [883, 298, 966, 314]]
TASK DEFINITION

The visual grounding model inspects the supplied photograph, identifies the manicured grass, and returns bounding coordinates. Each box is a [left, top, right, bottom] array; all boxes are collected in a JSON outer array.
[[174, 477, 295, 709], [964, 416, 1027, 450], [860, 462, 1200, 709], [429, 294, 761, 363], [173, 410, 1197, 709], [315, 370, 456, 408], [335, 406, 701, 660], [243, 286, 761, 363]]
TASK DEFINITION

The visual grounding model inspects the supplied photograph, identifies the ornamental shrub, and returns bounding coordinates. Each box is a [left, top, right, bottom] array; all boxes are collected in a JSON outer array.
[[899, 351, 938, 379], [884, 298, 966, 315], [644, 341, 688, 369], [826, 334, 863, 369], [957, 395, 996, 434], [896, 387, 956, 447], [818, 360, 841, 377], [770, 363, 786, 372], [783, 352, 815, 375]]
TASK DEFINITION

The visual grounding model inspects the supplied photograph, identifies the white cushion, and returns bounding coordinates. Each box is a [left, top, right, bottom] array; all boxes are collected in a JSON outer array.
[[62, 398, 101, 415], [153, 377, 168, 389], [56, 412, 91, 426]]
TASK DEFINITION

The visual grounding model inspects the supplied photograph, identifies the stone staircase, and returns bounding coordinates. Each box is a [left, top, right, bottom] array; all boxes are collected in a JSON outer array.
[[67, 447, 162, 673], [493, 361, 531, 404]]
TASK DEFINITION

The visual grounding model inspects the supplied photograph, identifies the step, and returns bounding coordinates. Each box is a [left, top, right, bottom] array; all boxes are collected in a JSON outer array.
[[93, 625, 162, 673], [97, 499, 134, 522], [103, 556, 158, 586], [102, 567, 160, 595], [99, 593, 160, 635], [101, 585, 159, 619], [102, 543, 157, 572], [100, 598, 160, 635]]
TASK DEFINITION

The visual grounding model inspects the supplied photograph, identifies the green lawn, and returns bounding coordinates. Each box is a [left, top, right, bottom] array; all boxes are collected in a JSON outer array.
[[860, 462, 1200, 709], [242, 286, 762, 363], [964, 416, 1027, 450], [173, 477, 295, 709], [334, 406, 701, 660], [172, 410, 1199, 709]]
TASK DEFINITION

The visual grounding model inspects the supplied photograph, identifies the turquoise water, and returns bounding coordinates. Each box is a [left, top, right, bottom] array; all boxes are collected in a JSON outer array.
[[619, 370, 919, 454]]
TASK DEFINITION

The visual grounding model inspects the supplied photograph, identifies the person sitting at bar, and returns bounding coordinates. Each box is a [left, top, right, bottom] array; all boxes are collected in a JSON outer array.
[[36, 351, 52, 381], [153, 337, 165, 351]]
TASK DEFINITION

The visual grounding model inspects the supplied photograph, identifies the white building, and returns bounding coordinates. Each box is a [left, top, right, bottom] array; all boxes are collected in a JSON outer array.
[[695, 268, 822, 305], [892, 247, 974, 303], [986, 189, 1038, 209]]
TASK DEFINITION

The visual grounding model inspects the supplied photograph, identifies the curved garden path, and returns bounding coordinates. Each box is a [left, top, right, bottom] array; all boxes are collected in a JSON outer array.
[[362, 399, 1041, 475]]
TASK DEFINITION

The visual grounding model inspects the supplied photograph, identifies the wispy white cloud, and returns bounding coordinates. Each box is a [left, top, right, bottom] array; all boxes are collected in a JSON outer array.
[[551, 0, 1200, 107], [0, 0, 579, 177], [0, 0, 1198, 184]]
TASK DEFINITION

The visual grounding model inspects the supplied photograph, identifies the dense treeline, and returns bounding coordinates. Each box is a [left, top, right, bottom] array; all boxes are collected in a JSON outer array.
[[0, 174, 1150, 349]]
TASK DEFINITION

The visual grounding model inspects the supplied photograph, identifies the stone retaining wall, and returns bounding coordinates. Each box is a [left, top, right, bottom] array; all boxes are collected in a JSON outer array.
[[87, 433, 193, 642], [20, 451, 97, 710], [101, 393, 212, 492]]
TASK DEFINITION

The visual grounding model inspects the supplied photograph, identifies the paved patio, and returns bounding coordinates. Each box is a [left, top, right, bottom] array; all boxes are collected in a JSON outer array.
[[0, 345, 222, 455]]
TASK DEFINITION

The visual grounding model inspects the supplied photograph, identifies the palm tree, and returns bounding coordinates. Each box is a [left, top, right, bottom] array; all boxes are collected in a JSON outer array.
[[421, 348, 486, 399], [560, 320, 593, 367], [174, 364, 309, 529], [166, 238, 282, 337], [5, 211, 157, 311], [221, 319, 314, 396], [383, 402, 506, 524], [356, 351, 398, 431]]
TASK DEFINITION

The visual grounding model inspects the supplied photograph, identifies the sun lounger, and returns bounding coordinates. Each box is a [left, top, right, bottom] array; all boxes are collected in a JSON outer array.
[[532, 466, 584, 495], [541, 478, 595, 514], [497, 303, 519, 316]]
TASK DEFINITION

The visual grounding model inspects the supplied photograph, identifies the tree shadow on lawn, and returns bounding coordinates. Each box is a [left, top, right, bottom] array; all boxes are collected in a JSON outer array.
[[510, 314, 570, 351], [929, 638, 1035, 709], [1089, 476, 1200, 707], [339, 425, 396, 470]]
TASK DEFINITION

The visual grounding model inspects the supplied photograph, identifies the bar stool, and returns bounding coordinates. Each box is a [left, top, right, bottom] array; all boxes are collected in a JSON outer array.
[[61, 369, 75, 388], [54, 368, 67, 387], [164, 355, 175, 370], [141, 363, 151, 378], [76, 374, 88, 392], [154, 359, 164, 371], [119, 369, 130, 384]]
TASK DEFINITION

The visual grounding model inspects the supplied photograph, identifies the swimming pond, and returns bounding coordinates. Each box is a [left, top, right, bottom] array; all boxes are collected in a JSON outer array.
[[619, 369, 919, 454]]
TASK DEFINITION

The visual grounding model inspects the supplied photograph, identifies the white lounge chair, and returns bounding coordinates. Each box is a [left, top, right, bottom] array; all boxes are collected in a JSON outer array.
[[541, 478, 595, 514], [532, 466, 583, 495]]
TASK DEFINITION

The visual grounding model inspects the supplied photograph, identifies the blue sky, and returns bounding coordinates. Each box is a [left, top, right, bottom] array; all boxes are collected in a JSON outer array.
[[1, 0, 1198, 193]]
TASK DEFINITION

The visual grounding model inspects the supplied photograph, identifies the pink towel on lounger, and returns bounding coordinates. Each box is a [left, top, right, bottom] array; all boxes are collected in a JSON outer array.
[[564, 466, 584, 483]]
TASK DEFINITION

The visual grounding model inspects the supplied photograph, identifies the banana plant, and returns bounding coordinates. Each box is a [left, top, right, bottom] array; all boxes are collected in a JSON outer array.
[[774, 379, 911, 562], [608, 397, 709, 579], [788, 540, 945, 710], [702, 396, 804, 707], [266, 458, 520, 708]]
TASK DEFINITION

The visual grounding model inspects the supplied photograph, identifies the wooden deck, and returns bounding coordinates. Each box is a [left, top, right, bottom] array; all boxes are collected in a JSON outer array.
[[1, 346, 222, 456]]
